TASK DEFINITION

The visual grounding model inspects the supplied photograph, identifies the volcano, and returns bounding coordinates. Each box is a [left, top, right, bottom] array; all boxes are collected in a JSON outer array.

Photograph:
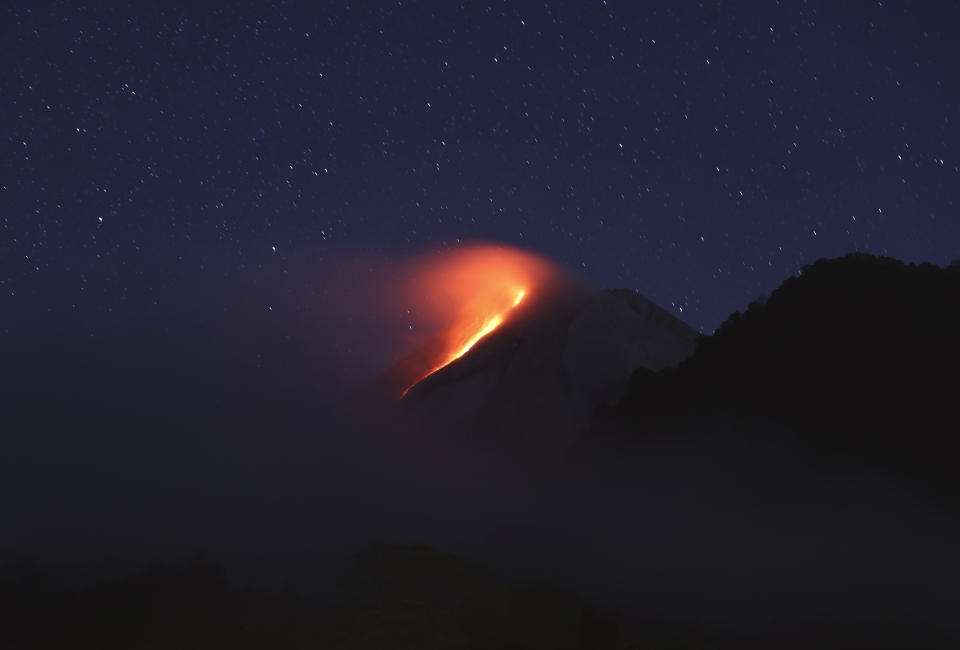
[[375, 279, 701, 461]]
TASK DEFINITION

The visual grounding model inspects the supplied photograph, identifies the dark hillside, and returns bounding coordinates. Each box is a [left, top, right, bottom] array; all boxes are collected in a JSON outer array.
[[589, 254, 960, 487]]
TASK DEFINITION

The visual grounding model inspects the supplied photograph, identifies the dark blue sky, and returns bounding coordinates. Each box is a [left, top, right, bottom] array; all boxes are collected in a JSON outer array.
[[3, 0, 958, 344]]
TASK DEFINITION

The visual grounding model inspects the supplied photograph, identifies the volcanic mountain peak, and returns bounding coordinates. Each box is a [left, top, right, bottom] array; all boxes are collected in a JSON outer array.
[[563, 288, 702, 404], [377, 285, 700, 460]]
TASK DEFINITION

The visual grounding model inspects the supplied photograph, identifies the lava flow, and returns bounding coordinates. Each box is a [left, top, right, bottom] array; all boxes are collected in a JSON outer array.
[[400, 288, 526, 398], [390, 244, 562, 400]]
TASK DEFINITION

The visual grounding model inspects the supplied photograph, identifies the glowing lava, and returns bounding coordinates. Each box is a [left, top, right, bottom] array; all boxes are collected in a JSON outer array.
[[400, 288, 526, 398], [383, 244, 564, 401]]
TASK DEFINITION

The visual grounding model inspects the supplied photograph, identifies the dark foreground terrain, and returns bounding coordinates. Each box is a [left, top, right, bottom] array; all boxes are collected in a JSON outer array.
[[3, 254, 958, 649]]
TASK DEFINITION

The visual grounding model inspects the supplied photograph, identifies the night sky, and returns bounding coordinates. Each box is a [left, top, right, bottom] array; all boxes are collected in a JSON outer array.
[[3, 0, 958, 350], [3, 6, 960, 643]]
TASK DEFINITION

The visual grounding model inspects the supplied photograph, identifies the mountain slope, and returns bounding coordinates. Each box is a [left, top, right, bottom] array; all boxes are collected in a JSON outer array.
[[587, 253, 960, 488], [385, 284, 700, 460]]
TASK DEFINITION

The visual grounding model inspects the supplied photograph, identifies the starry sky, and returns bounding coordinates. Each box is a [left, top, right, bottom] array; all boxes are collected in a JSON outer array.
[[3, 1, 958, 354]]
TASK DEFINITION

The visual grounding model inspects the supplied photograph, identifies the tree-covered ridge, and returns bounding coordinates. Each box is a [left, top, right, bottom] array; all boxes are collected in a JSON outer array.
[[593, 254, 960, 486]]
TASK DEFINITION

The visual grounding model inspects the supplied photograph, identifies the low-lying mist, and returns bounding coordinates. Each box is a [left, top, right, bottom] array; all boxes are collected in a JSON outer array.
[[3, 246, 958, 648]]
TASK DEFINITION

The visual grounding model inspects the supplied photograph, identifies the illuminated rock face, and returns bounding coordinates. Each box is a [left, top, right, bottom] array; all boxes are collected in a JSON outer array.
[[399, 288, 527, 399], [392, 286, 700, 461]]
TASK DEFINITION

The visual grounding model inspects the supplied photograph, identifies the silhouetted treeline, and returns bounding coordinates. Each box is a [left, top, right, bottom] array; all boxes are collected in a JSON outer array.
[[0, 547, 704, 650], [589, 254, 960, 488], [0, 555, 310, 650]]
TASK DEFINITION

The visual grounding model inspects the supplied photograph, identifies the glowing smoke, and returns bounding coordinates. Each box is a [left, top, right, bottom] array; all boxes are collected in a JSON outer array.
[[381, 243, 566, 399]]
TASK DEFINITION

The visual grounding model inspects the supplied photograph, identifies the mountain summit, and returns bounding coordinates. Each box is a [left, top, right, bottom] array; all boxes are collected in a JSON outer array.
[[376, 283, 700, 460]]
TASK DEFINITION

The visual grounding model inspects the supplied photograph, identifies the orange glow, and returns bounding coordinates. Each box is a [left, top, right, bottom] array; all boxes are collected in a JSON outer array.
[[400, 288, 525, 398], [393, 244, 560, 399]]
